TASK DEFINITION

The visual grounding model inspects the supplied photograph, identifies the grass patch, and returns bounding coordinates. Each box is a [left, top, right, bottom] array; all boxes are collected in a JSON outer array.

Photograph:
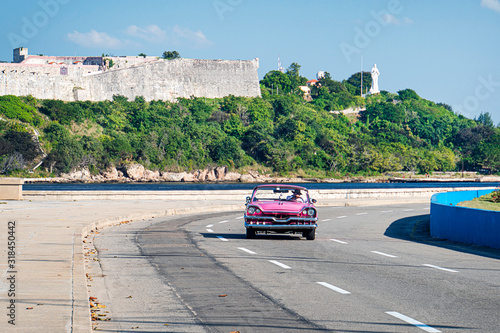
[[457, 190, 500, 212]]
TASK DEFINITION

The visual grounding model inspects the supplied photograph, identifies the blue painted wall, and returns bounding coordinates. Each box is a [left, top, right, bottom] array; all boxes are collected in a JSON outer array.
[[430, 189, 500, 249]]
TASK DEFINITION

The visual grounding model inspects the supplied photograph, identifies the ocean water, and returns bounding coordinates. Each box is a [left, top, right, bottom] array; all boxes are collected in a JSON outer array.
[[23, 181, 500, 191]]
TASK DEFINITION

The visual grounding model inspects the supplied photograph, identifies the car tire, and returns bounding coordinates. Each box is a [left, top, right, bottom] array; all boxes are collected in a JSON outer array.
[[246, 228, 256, 239], [305, 228, 316, 240]]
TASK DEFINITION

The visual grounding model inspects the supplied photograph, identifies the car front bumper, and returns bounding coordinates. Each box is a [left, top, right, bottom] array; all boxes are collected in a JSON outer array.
[[244, 215, 317, 230]]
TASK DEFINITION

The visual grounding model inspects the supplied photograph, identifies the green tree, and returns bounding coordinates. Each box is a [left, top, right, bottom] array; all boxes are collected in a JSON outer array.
[[162, 51, 180, 60]]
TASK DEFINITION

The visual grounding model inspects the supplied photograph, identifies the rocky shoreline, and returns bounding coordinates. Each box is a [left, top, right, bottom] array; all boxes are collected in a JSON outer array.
[[20, 163, 500, 184]]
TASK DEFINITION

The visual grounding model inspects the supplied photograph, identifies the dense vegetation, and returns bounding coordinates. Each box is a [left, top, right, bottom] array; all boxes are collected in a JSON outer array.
[[0, 63, 499, 178]]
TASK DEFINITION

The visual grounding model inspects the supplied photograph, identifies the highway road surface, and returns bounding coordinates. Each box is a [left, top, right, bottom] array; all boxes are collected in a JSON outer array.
[[88, 203, 500, 332]]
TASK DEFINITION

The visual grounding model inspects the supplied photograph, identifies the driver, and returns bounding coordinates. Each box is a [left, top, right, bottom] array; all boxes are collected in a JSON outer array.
[[287, 189, 302, 201]]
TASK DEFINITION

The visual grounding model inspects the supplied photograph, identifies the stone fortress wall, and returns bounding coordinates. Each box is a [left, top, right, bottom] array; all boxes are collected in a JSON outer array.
[[0, 48, 261, 102]]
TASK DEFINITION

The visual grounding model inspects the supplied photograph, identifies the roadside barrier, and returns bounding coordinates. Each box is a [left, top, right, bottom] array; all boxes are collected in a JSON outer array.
[[430, 189, 500, 249]]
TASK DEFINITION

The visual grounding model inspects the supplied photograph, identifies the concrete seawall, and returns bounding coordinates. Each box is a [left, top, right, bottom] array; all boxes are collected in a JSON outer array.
[[23, 187, 490, 205]]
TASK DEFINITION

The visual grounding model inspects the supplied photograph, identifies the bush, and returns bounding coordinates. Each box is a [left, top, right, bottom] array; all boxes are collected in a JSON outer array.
[[0, 95, 43, 126]]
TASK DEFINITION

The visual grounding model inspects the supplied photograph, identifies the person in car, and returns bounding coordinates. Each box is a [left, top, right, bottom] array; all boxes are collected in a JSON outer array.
[[287, 189, 302, 201]]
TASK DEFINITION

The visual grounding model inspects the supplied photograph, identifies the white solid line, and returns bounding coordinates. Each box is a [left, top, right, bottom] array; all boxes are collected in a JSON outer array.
[[219, 220, 229, 224], [216, 236, 228, 242], [386, 311, 441, 332], [237, 247, 257, 255], [337, 216, 347, 219], [206, 224, 213, 228], [317, 282, 351, 295], [330, 239, 348, 244], [206, 229, 214, 233], [371, 251, 398, 258], [422, 264, 458, 273], [356, 212, 368, 215], [268, 260, 291, 269], [321, 218, 331, 222]]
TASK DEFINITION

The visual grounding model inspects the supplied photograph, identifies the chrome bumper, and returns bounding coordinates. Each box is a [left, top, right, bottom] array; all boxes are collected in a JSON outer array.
[[244, 215, 317, 230], [244, 215, 318, 223], [244, 223, 317, 230]]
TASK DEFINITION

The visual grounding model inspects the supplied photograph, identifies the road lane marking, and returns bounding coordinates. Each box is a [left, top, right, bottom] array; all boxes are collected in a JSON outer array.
[[206, 229, 214, 233], [422, 264, 458, 273], [216, 236, 228, 242], [403, 209, 414, 212], [356, 213, 368, 215], [381, 210, 394, 213], [236, 216, 244, 219], [206, 224, 213, 228], [268, 260, 291, 269], [337, 216, 347, 219], [321, 219, 331, 222], [219, 220, 229, 224], [330, 239, 348, 244], [386, 311, 441, 332], [238, 247, 257, 255], [371, 251, 398, 258], [317, 282, 351, 295]]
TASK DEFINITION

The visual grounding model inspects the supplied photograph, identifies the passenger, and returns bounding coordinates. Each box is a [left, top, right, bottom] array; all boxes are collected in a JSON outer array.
[[287, 189, 302, 201]]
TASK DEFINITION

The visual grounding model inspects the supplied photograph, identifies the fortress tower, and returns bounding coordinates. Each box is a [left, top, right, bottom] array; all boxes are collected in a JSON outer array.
[[13, 47, 28, 63]]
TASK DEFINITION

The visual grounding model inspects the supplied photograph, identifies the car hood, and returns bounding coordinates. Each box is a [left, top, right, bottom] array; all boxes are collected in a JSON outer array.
[[252, 201, 309, 213]]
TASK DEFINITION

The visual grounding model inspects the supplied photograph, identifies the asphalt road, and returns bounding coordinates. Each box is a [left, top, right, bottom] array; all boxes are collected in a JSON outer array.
[[90, 204, 500, 332]]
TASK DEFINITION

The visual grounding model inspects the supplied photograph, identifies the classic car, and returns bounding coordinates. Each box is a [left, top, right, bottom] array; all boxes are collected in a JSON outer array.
[[244, 184, 318, 240]]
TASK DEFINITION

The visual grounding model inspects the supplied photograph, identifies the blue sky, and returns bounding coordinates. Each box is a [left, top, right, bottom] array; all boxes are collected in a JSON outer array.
[[1, 0, 499, 123]]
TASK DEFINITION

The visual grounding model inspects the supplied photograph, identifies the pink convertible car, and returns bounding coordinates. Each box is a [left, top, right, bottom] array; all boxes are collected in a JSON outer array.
[[244, 184, 318, 240]]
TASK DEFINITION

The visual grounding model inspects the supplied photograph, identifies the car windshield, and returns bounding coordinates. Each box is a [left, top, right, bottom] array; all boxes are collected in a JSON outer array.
[[252, 187, 308, 202]]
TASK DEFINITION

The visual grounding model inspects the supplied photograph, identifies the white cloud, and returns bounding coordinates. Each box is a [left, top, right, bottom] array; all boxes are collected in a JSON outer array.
[[125, 25, 166, 42], [172, 25, 214, 48], [67, 30, 126, 49], [382, 14, 413, 25], [481, 0, 500, 13]]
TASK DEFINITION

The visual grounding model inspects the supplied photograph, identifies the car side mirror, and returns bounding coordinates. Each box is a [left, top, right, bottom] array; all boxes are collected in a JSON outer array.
[[311, 198, 317, 204], [246, 196, 251, 204]]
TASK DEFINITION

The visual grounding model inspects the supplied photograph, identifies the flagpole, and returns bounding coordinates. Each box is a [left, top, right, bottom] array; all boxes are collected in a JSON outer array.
[[360, 56, 363, 97]]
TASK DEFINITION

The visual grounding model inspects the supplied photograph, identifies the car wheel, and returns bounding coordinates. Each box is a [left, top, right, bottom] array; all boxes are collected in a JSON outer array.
[[305, 228, 316, 240], [246, 228, 256, 239]]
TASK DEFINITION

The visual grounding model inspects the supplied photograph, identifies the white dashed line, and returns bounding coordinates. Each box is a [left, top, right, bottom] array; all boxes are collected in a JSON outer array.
[[381, 210, 394, 213], [206, 224, 213, 228], [219, 220, 229, 224], [236, 216, 244, 219], [371, 251, 398, 258], [321, 218, 331, 222], [422, 264, 458, 273], [237, 247, 257, 255], [317, 282, 351, 295], [356, 213, 368, 216], [216, 236, 228, 242], [403, 209, 414, 212], [330, 239, 348, 244], [206, 229, 214, 233], [423, 207, 430, 210], [268, 260, 291, 269], [337, 216, 347, 219], [386, 311, 441, 332]]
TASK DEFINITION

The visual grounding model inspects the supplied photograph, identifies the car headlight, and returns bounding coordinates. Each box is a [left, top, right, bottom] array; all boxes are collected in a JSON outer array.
[[247, 207, 260, 215], [307, 208, 316, 216]]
